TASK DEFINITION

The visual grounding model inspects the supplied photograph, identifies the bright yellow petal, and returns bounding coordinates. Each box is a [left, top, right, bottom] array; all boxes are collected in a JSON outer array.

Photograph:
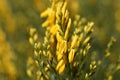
[[50, 25, 58, 35], [56, 59, 64, 71], [68, 49, 76, 63], [58, 62, 65, 74], [40, 8, 51, 18]]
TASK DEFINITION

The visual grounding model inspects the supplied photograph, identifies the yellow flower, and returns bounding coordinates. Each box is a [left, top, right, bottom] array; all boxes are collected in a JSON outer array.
[[83, 37, 90, 45], [41, 8, 56, 27], [68, 49, 76, 63], [41, 8, 52, 18], [56, 59, 65, 74]]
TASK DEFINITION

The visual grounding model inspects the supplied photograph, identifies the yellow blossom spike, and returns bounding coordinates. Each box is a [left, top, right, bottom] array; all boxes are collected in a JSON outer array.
[[64, 18, 71, 40]]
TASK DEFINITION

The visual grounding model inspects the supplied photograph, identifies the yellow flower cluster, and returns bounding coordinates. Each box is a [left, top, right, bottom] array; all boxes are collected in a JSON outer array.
[[40, 0, 94, 75]]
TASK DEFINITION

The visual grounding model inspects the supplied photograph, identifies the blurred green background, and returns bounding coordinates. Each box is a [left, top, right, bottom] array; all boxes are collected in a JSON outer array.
[[0, 0, 120, 80]]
